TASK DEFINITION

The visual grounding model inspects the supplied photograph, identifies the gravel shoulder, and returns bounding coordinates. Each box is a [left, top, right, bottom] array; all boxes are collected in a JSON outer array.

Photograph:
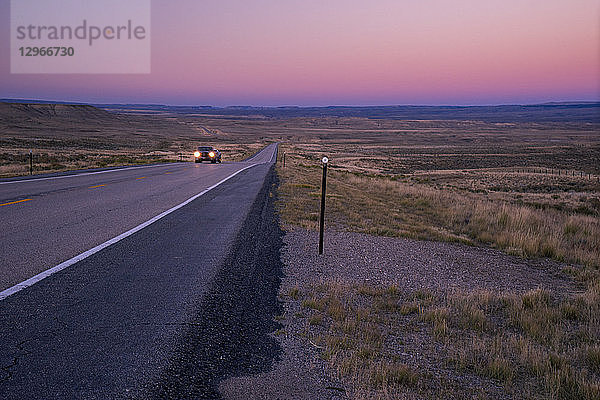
[[220, 226, 579, 399], [281, 227, 577, 295], [219, 328, 346, 400]]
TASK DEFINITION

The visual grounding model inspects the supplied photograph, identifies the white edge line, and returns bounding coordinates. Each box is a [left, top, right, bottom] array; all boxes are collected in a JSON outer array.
[[0, 162, 259, 301], [245, 143, 277, 164], [0, 163, 184, 186], [269, 143, 277, 163]]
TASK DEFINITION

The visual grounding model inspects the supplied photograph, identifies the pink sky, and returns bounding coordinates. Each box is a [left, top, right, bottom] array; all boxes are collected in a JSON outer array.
[[1, 0, 599, 106]]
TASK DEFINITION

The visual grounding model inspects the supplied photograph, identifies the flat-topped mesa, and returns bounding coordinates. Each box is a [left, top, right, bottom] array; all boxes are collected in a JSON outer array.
[[0, 102, 113, 121]]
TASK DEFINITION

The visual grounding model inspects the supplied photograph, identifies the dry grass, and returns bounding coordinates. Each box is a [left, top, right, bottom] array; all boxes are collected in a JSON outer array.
[[0, 142, 263, 178], [289, 282, 600, 399], [277, 148, 600, 270], [275, 134, 599, 399], [0, 104, 267, 177]]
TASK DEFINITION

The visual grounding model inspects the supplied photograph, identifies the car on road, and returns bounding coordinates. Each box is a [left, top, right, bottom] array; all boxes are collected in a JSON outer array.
[[194, 146, 222, 163]]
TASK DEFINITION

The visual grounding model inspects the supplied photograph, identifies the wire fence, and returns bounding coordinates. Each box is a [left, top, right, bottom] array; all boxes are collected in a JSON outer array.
[[510, 167, 599, 182]]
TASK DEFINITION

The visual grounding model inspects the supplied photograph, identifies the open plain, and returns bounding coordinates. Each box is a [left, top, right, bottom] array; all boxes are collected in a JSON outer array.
[[1, 102, 599, 399]]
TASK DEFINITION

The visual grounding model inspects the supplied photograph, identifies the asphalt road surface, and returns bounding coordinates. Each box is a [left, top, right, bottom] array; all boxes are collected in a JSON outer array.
[[0, 143, 284, 399], [0, 145, 274, 292]]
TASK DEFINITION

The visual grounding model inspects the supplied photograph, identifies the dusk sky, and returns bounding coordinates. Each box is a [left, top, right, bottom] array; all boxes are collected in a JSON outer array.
[[1, 0, 599, 106]]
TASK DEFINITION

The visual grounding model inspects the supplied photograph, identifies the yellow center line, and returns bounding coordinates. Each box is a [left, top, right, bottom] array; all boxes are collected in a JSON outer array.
[[88, 184, 106, 189], [0, 199, 32, 207], [164, 172, 173, 175], [136, 176, 146, 180]]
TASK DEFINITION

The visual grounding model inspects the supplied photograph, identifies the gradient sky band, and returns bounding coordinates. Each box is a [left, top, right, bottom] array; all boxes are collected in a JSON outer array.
[[2, 0, 597, 104]]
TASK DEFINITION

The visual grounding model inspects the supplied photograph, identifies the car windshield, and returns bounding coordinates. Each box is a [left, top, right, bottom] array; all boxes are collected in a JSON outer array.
[[198, 147, 212, 151]]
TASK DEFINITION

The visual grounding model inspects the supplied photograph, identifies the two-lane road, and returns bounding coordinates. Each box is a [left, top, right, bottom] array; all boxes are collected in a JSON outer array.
[[0, 143, 281, 399], [0, 144, 275, 292]]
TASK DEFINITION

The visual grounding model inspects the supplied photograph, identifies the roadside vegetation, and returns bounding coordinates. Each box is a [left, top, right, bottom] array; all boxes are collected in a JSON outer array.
[[0, 143, 261, 177], [276, 138, 600, 399], [277, 146, 600, 268], [0, 102, 265, 177], [287, 282, 599, 399]]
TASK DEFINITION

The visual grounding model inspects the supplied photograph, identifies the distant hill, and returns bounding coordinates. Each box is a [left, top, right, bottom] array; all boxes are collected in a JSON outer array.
[[2, 99, 599, 123], [97, 103, 600, 123], [0, 101, 199, 149], [0, 102, 115, 122]]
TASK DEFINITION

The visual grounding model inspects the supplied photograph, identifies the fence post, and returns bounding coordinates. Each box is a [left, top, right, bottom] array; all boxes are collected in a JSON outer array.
[[319, 157, 328, 255]]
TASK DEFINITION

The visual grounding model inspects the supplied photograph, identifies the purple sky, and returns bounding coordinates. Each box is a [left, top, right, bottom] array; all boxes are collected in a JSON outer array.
[[1, 0, 599, 106]]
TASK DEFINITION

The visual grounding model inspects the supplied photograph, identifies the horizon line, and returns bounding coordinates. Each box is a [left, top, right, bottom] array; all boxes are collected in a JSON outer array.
[[1, 97, 599, 108]]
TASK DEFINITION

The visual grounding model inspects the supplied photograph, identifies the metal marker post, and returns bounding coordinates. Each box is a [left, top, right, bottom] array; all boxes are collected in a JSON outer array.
[[29, 150, 32, 175], [319, 157, 328, 255]]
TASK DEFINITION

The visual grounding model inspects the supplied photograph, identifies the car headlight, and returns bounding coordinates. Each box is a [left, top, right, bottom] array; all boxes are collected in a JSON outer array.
[[194, 151, 200, 157], [209, 152, 215, 157]]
